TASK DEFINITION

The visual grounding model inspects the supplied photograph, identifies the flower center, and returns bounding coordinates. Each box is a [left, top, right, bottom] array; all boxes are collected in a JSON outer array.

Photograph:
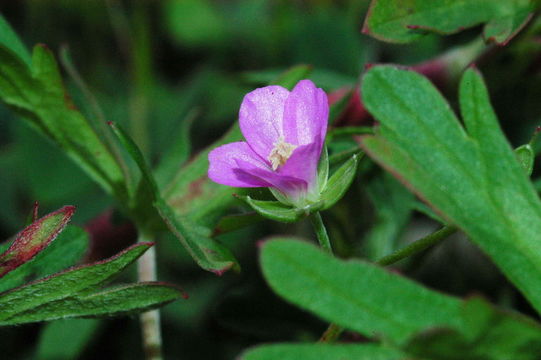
[[268, 136, 297, 170]]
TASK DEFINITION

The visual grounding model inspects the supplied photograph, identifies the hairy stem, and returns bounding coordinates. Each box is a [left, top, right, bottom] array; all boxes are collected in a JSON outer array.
[[376, 225, 457, 266], [137, 232, 163, 360], [309, 212, 332, 253]]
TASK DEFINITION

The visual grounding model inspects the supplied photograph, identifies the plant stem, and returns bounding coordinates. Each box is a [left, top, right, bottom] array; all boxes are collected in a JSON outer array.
[[376, 225, 457, 266], [309, 212, 332, 253], [137, 232, 163, 360]]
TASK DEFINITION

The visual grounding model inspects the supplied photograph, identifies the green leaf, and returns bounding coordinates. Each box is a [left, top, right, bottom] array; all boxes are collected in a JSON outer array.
[[237, 196, 324, 223], [317, 146, 329, 192], [363, 0, 535, 45], [260, 239, 541, 357], [363, 173, 414, 261], [0, 206, 75, 279], [36, 319, 101, 360], [0, 225, 88, 293], [0, 242, 151, 322], [260, 238, 462, 344], [360, 66, 541, 313], [0, 14, 31, 66], [240, 343, 404, 360], [1, 282, 185, 325], [515, 144, 534, 176], [320, 154, 359, 210], [0, 43, 126, 199], [110, 122, 239, 273], [269, 64, 313, 90], [155, 199, 238, 274], [483, 2, 536, 45], [212, 212, 262, 237], [404, 297, 541, 360]]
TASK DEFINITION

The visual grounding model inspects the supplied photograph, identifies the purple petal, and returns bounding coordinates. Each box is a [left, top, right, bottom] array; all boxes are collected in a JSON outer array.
[[283, 80, 329, 146], [278, 138, 322, 186], [239, 85, 290, 161], [235, 158, 307, 196], [208, 142, 270, 187]]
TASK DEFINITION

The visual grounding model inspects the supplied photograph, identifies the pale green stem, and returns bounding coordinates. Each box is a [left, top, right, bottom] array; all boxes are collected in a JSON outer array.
[[137, 232, 163, 360]]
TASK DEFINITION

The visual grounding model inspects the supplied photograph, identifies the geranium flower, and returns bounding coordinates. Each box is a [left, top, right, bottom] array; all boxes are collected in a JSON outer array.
[[208, 79, 328, 207]]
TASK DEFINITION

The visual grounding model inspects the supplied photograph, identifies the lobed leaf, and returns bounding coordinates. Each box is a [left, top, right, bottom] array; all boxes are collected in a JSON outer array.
[[0, 242, 151, 321], [360, 65, 541, 313], [0, 282, 185, 325], [363, 0, 536, 45], [260, 239, 541, 357], [0, 206, 75, 279]]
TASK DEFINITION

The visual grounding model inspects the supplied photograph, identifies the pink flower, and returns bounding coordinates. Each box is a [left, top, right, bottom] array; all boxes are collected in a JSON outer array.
[[208, 80, 329, 207]]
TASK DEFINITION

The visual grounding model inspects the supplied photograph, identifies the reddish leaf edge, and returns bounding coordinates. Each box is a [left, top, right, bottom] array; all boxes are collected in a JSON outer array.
[[0, 205, 76, 279], [0, 242, 154, 297]]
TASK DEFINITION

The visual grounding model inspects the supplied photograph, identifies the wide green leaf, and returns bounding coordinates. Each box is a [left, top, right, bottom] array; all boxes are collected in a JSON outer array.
[[0, 242, 151, 321], [0, 282, 185, 325], [260, 239, 541, 357], [0, 206, 75, 279], [363, 0, 536, 45], [261, 238, 462, 344], [240, 343, 404, 360], [360, 66, 541, 313]]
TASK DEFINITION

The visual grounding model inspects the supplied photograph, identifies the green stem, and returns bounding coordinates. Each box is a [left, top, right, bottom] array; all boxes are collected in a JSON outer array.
[[309, 212, 332, 254], [137, 231, 163, 360], [376, 225, 457, 266]]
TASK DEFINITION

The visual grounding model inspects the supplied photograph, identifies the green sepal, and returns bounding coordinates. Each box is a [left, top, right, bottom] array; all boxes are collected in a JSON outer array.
[[515, 144, 534, 176], [237, 195, 324, 223], [321, 154, 359, 210], [317, 146, 329, 192]]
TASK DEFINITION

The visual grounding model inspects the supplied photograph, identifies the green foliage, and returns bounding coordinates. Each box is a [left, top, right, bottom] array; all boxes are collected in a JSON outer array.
[[0, 242, 185, 325], [259, 239, 541, 359], [36, 319, 101, 360], [0, 34, 126, 199], [0, 225, 88, 292], [0, 206, 74, 279], [236, 196, 324, 223], [361, 66, 541, 314], [110, 122, 239, 273], [320, 153, 359, 210], [363, 0, 537, 45], [240, 343, 403, 360]]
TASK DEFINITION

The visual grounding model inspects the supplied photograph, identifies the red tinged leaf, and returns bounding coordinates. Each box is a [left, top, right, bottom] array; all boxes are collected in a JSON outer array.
[[0, 206, 75, 278]]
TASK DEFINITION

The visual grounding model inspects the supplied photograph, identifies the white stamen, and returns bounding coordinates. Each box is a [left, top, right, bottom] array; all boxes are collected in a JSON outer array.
[[268, 136, 297, 170]]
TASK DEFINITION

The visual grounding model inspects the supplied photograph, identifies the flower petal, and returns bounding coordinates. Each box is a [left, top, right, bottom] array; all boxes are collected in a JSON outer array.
[[278, 138, 322, 186], [239, 85, 290, 160], [208, 142, 270, 187], [283, 79, 329, 146], [234, 158, 307, 197]]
